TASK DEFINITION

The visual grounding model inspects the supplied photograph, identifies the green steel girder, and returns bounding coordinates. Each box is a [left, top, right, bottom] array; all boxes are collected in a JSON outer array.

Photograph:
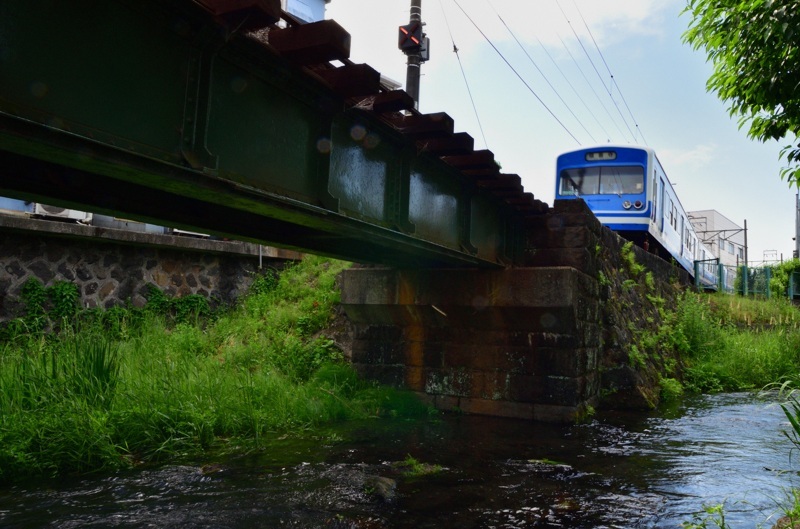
[[0, 0, 528, 267]]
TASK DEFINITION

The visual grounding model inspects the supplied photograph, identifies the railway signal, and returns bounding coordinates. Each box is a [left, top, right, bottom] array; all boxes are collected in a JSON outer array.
[[398, 22, 422, 51], [399, 1, 429, 109]]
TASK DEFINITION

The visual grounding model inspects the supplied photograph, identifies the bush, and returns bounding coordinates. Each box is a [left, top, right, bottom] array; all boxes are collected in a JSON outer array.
[[771, 259, 800, 298]]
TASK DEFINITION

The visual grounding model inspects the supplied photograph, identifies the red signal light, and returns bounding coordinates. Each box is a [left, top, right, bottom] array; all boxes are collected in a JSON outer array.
[[398, 22, 422, 50]]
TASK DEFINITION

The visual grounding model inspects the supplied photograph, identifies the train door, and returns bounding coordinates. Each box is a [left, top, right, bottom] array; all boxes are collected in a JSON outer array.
[[651, 171, 658, 221], [659, 178, 666, 232]]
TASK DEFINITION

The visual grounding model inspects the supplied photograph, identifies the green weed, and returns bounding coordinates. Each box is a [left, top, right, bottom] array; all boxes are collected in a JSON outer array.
[[621, 241, 646, 277], [677, 292, 800, 393], [393, 454, 443, 477], [0, 256, 431, 484], [659, 377, 684, 403], [681, 503, 729, 529]]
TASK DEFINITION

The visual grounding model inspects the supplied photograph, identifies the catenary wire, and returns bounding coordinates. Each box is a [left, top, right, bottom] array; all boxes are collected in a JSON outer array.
[[570, 0, 647, 145], [438, 0, 490, 150], [558, 35, 628, 142], [555, 0, 637, 143], [487, 0, 596, 143], [452, 0, 581, 144], [536, 36, 612, 142]]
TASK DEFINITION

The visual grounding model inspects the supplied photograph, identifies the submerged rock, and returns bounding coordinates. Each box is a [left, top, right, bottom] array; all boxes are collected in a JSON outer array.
[[773, 515, 800, 529], [364, 476, 397, 503]]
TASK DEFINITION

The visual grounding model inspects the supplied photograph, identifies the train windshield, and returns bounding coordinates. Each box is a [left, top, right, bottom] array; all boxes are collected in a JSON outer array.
[[559, 166, 644, 196]]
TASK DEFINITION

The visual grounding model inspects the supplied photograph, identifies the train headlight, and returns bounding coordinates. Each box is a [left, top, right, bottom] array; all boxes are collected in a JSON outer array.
[[622, 200, 632, 209], [634, 200, 643, 209]]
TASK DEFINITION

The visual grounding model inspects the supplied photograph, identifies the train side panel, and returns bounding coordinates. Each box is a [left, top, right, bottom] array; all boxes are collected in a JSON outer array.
[[555, 145, 719, 288]]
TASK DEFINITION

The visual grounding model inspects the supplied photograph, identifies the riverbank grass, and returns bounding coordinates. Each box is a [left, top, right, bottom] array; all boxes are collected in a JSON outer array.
[[0, 256, 431, 484], [675, 292, 800, 393]]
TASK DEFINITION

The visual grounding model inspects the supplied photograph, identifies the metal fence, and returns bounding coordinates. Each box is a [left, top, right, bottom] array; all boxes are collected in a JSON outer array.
[[694, 260, 773, 297], [789, 271, 800, 301], [737, 265, 772, 297]]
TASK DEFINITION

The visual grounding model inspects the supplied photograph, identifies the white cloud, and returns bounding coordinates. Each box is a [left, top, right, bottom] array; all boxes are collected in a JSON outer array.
[[326, 0, 682, 76], [659, 144, 717, 169]]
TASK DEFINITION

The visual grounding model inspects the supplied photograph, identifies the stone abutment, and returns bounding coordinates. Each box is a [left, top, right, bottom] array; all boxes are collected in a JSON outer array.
[[0, 215, 299, 320], [339, 199, 689, 422]]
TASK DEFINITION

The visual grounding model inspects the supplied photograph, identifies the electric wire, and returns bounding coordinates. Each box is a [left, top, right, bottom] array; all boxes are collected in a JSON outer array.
[[452, 0, 581, 144], [487, 0, 596, 143], [438, 0, 490, 150], [536, 36, 612, 142], [559, 35, 628, 142], [555, 0, 637, 143], [570, 0, 647, 145]]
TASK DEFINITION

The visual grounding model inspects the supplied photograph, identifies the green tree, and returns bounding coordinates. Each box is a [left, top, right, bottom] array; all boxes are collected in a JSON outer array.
[[683, 0, 800, 185]]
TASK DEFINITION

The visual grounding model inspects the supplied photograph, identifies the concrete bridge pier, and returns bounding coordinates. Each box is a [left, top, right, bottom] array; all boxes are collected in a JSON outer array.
[[339, 265, 602, 423]]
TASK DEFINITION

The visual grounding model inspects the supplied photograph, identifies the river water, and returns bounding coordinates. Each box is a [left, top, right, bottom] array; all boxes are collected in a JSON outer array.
[[1, 393, 797, 528]]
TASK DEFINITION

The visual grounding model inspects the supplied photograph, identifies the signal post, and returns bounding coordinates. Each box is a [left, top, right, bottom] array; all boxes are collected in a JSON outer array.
[[398, 0, 429, 108]]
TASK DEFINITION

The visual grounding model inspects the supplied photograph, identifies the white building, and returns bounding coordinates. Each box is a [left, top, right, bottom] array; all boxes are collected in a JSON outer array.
[[688, 209, 746, 267]]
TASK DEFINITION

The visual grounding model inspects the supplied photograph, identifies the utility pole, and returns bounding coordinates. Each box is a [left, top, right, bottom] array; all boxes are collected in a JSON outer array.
[[744, 218, 748, 266], [795, 193, 800, 259], [398, 0, 429, 109]]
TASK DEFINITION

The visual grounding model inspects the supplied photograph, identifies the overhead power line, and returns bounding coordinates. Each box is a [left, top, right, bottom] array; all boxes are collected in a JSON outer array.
[[570, 0, 647, 145], [487, 0, 596, 143], [437, 0, 490, 150], [555, 0, 638, 144], [452, 0, 581, 144]]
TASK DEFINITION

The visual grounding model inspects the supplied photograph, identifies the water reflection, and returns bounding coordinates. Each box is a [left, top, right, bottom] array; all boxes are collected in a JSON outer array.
[[0, 393, 795, 528]]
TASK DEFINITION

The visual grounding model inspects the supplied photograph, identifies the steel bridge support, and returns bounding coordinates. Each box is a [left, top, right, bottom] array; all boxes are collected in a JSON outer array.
[[0, 0, 547, 268]]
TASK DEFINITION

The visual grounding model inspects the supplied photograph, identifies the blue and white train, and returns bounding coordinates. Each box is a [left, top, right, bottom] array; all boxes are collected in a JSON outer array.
[[554, 145, 719, 289]]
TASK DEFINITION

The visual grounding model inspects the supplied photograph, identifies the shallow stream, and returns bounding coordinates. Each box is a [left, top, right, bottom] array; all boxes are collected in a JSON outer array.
[[1, 393, 796, 528]]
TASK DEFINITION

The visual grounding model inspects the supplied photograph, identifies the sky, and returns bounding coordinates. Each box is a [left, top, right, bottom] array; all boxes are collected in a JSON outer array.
[[325, 0, 798, 265]]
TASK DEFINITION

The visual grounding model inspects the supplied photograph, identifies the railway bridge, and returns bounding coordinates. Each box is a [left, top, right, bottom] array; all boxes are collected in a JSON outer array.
[[0, 0, 686, 421]]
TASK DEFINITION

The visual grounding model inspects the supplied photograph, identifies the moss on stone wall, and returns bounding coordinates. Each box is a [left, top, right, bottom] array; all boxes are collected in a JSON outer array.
[[596, 232, 689, 410]]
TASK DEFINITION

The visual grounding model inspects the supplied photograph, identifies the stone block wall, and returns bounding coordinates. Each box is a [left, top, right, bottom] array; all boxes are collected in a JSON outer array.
[[340, 265, 603, 423], [339, 199, 692, 422], [526, 199, 689, 409], [523, 198, 688, 286], [0, 216, 299, 320]]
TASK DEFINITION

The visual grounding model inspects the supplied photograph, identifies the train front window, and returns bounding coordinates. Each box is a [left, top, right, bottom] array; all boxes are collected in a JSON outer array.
[[559, 167, 600, 195], [560, 166, 643, 196], [599, 166, 644, 195]]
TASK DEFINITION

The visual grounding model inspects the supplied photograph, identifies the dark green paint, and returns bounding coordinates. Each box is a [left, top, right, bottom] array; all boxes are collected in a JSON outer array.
[[0, 0, 522, 267]]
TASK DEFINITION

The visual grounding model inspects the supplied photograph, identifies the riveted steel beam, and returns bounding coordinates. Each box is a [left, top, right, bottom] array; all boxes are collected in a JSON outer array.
[[0, 0, 535, 268]]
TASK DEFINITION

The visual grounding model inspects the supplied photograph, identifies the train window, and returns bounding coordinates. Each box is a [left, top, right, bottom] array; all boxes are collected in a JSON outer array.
[[559, 166, 643, 196], [559, 167, 600, 195], [667, 199, 673, 227], [680, 217, 685, 244], [598, 166, 644, 194]]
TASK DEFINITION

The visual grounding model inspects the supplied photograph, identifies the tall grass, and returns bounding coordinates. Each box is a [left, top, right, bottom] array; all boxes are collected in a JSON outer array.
[[675, 292, 800, 393], [0, 256, 432, 484]]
